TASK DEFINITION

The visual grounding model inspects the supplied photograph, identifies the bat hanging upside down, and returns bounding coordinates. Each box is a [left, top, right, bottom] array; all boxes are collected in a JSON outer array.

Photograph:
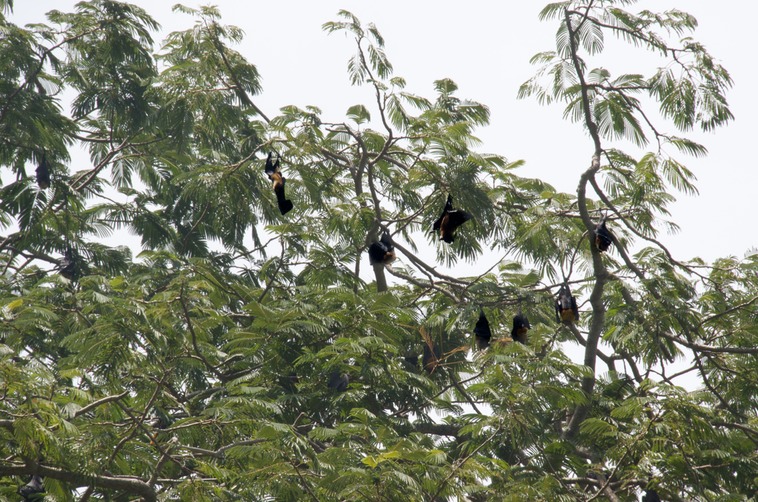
[[264, 151, 293, 215], [432, 194, 472, 243], [473, 309, 492, 350], [327, 370, 349, 392], [368, 230, 396, 266], [555, 283, 579, 323], [18, 475, 44, 501], [511, 312, 530, 344], [59, 248, 82, 281], [36, 153, 50, 189], [594, 217, 613, 252], [642, 489, 661, 502], [423, 341, 442, 373]]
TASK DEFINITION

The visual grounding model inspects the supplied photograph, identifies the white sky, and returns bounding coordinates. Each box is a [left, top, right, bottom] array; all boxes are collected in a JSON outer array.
[[11, 1, 758, 262]]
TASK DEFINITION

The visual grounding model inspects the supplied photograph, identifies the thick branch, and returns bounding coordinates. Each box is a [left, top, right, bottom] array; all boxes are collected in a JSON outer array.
[[0, 464, 156, 502], [412, 422, 461, 437], [385, 266, 460, 303], [392, 241, 467, 285], [179, 438, 269, 459], [563, 7, 608, 440], [657, 331, 758, 355], [74, 392, 129, 418]]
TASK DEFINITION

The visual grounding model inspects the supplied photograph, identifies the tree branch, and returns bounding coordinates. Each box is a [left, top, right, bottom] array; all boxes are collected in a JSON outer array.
[[0, 464, 156, 502], [73, 392, 129, 418], [563, 7, 608, 440]]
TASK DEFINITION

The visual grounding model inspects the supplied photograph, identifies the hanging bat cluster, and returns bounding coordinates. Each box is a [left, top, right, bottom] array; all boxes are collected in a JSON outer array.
[[472, 310, 530, 348], [594, 217, 613, 252], [433, 194, 472, 243], [36, 153, 50, 189], [18, 475, 44, 501], [361, 193, 471, 267], [264, 152, 293, 215], [368, 231, 396, 266], [511, 312, 530, 344], [473, 310, 492, 350], [555, 284, 579, 323]]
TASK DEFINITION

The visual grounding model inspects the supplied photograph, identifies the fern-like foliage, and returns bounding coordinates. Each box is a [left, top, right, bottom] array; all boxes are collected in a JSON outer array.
[[0, 3, 753, 501]]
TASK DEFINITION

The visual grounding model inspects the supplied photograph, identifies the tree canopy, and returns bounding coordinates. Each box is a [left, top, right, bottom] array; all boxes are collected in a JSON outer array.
[[1, 1, 756, 500]]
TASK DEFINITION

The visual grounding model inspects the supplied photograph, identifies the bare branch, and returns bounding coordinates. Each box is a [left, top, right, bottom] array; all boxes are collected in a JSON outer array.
[[73, 392, 129, 418]]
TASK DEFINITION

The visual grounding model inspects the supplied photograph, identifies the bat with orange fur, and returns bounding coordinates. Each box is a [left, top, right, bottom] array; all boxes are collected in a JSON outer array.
[[432, 194, 471, 243], [264, 152, 293, 215]]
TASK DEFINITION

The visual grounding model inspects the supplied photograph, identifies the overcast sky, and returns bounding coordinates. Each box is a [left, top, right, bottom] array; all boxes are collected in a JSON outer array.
[[11, 1, 758, 263]]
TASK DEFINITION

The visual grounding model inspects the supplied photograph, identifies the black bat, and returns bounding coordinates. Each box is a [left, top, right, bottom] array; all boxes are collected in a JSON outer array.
[[642, 489, 661, 502], [18, 475, 44, 501], [368, 231, 396, 265], [403, 354, 419, 369], [555, 284, 579, 323], [264, 152, 293, 215], [327, 371, 349, 392], [59, 248, 81, 281], [473, 310, 492, 350], [432, 194, 472, 243], [511, 312, 530, 344], [594, 218, 613, 252], [422, 341, 441, 373], [36, 154, 50, 189]]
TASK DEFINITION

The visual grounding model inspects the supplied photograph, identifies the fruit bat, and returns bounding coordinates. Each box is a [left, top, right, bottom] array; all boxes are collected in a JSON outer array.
[[327, 371, 349, 392], [642, 489, 661, 502], [368, 231, 396, 265], [403, 354, 419, 369], [594, 218, 613, 252], [423, 341, 441, 373], [59, 248, 81, 281], [473, 310, 492, 350], [555, 284, 579, 323], [36, 154, 50, 189], [264, 151, 293, 215], [18, 475, 44, 501], [147, 406, 174, 445], [149, 406, 173, 430], [511, 312, 530, 344], [432, 194, 472, 243]]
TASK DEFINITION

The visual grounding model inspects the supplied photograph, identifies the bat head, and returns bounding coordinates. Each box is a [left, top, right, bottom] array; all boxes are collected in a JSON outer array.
[[265, 151, 280, 175], [379, 231, 393, 250], [512, 313, 530, 330]]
